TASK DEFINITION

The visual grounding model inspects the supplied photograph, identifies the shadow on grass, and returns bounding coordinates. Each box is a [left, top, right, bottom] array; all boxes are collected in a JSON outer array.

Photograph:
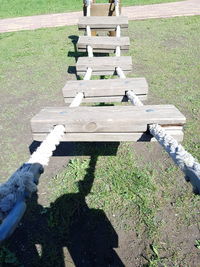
[[7, 142, 125, 267]]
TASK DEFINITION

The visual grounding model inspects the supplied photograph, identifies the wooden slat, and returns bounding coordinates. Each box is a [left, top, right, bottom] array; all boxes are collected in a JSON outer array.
[[76, 56, 132, 75], [64, 78, 147, 96], [33, 131, 184, 142], [77, 36, 130, 53], [64, 95, 147, 104], [31, 105, 186, 134], [62, 78, 148, 98], [83, 2, 120, 17], [78, 16, 128, 31], [90, 3, 119, 16]]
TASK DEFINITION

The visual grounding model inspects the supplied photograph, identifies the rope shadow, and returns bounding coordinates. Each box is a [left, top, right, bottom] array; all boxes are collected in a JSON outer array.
[[7, 143, 125, 267]]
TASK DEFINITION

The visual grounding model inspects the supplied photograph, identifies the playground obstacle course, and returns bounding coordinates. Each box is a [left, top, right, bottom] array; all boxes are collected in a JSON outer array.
[[0, 0, 200, 243], [30, 0, 200, 191], [31, 0, 185, 142]]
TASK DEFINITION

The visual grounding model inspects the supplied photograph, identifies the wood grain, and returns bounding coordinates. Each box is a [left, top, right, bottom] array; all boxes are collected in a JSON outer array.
[[33, 131, 184, 142], [62, 78, 148, 98], [31, 105, 186, 134], [76, 56, 132, 75], [77, 36, 130, 52], [78, 16, 128, 30]]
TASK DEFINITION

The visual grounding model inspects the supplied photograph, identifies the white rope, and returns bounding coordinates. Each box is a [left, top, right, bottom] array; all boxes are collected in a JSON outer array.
[[115, 3, 121, 57], [149, 124, 200, 191], [126, 90, 143, 107], [87, 45, 93, 57], [85, 0, 94, 58], [69, 92, 84, 107], [86, 25, 91, 36], [116, 25, 121, 37], [116, 46, 121, 57], [84, 0, 92, 7], [114, 0, 120, 16], [83, 67, 92, 80], [117, 67, 200, 190], [86, 5, 91, 16], [116, 66, 126, 79], [28, 125, 65, 166], [0, 72, 86, 220], [0, 0, 92, 223]]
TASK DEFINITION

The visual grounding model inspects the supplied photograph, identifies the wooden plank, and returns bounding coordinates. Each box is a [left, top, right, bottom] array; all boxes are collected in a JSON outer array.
[[31, 105, 186, 134], [64, 95, 147, 103], [62, 78, 148, 97], [77, 36, 130, 52], [78, 16, 128, 31], [90, 3, 119, 16], [76, 56, 132, 76], [33, 131, 184, 142]]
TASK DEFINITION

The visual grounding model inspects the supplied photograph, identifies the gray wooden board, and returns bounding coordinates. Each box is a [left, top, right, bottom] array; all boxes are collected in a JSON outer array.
[[90, 3, 118, 16], [31, 105, 186, 134], [76, 56, 132, 75], [62, 78, 148, 98], [33, 131, 184, 142], [78, 16, 128, 30], [64, 95, 147, 103], [77, 36, 130, 52]]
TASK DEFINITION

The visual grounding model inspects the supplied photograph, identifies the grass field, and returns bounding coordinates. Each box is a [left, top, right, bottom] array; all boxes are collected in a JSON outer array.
[[0, 16, 200, 266], [0, 0, 183, 19]]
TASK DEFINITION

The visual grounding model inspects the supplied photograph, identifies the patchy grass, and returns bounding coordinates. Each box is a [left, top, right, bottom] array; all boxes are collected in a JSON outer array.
[[0, 0, 183, 19], [0, 16, 200, 266], [49, 143, 158, 236], [128, 16, 200, 160], [0, 26, 78, 180]]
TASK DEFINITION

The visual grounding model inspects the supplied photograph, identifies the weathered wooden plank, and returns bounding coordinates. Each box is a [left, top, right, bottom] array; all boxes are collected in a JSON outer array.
[[78, 16, 128, 31], [62, 78, 148, 98], [77, 36, 130, 52], [64, 95, 147, 103], [31, 105, 186, 134], [76, 56, 132, 76], [33, 131, 184, 142], [83, 2, 120, 17], [90, 3, 119, 16]]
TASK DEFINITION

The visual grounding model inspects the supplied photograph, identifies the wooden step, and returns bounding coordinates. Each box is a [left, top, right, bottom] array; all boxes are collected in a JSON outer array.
[[78, 16, 128, 31], [62, 78, 148, 103], [90, 3, 119, 17], [76, 56, 132, 76], [84, 3, 117, 17], [77, 36, 130, 53], [33, 130, 184, 142], [31, 105, 186, 142]]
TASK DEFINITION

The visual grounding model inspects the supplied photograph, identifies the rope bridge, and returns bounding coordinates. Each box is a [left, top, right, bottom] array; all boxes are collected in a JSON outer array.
[[0, 0, 199, 242]]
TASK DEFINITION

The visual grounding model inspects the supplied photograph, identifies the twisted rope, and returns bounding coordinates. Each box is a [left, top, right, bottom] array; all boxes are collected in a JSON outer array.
[[0, 68, 90, 220], [116, 66, 200, 192]]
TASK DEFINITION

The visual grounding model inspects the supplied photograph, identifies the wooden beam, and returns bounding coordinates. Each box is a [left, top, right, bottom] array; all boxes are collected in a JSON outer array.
[[31, 105, 186, 134], [78, 16, 128, 31], [33, 130, 184, 142], [62, 78, 148, 99], [90, 3, 119, 16], [76, 56, 132, 76], [77, 36, 130, 53]]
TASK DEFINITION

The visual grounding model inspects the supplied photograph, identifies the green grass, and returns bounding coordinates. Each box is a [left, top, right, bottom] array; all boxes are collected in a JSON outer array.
[[0, 0, 183, 19], [0, 16, 200, 266], [49, 143, 158, 236]]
